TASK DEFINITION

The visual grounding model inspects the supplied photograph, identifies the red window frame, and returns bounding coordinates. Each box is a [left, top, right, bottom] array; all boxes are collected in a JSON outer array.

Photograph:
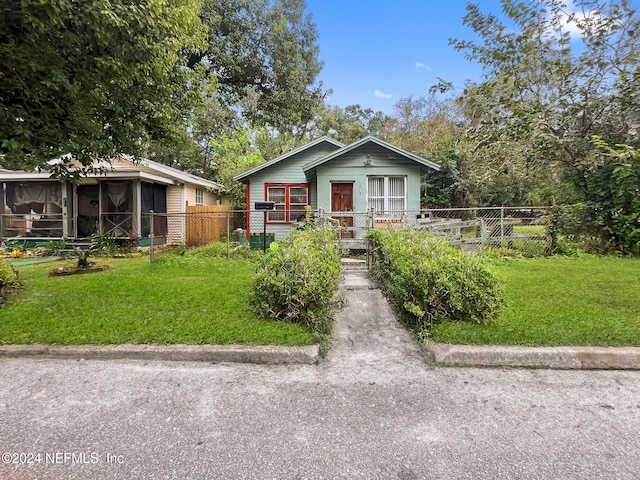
[[264, 183, 311, 223]]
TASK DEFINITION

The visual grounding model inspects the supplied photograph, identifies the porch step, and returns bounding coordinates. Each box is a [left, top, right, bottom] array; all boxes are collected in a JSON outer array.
[[58, 241, 93, 257], [341, 258, 368, 271]]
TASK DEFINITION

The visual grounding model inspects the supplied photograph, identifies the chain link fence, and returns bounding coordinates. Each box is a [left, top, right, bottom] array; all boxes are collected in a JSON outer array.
[[151, 206, 553, 258], [415, 206, 552, 256]]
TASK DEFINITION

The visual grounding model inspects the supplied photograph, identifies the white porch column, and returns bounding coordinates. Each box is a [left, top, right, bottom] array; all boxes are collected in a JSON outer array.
[[132, 180, 141, 237]]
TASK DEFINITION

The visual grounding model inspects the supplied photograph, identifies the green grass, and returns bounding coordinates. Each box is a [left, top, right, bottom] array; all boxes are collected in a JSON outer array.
[[0, 255, 317, 346], [429, 256, 640, 346], [513, 225, 545, 236]]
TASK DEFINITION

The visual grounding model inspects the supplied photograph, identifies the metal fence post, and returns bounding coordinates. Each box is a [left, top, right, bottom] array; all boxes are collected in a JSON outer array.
[[500, 206, 505, 244]]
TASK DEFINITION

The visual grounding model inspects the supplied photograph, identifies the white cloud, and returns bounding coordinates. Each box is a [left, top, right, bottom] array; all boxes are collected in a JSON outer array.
[[552, 3, 604, 39], [374, 89, 393, 98], [415, 62, 432, 71]]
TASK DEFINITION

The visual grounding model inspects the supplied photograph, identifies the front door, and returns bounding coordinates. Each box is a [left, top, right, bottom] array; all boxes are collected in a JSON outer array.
[[331, 182, 354, 239], [76, 185, 100, 238]]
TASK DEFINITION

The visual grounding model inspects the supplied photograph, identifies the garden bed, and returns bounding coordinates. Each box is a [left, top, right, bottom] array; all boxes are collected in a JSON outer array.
[[49, 264, 109, 276]]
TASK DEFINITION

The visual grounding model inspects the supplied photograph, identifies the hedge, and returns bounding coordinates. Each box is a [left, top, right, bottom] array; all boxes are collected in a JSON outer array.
[[367, 228, 503, 333], [251, 226, 342, 334]]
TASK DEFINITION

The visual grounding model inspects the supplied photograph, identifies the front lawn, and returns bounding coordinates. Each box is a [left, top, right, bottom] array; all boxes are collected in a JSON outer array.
[[0, 256, 318, 346], [430, 256, 640, 346]]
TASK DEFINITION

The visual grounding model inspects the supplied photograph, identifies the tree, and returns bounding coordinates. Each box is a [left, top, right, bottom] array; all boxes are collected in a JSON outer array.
[[208, 128, 265, 207], [448, 0, 640, 195], [0, 0, 207, 176], [582, 137, 640, 253], [308, 104, 393, 145], [148, 0, 329, 183], [194, 0, 327, 137]]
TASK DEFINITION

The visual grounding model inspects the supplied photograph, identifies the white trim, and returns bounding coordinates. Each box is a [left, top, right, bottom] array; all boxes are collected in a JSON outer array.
[[195, 188, 204, 206], [367, 175, 407, 212], [303, 136, 440, 172]]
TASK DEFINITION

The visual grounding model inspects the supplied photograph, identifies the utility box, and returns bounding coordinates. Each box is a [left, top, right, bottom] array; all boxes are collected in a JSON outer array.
[[249, 232, 275, 250]]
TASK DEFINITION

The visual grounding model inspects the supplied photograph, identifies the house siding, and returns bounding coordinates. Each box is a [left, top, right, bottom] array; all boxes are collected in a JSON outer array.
[[166, 185, 185, 245], [247, 143, 336, 239], [0, 157, 221, 244], [185, 186, 218, 207], [315, 150, 423, 212]]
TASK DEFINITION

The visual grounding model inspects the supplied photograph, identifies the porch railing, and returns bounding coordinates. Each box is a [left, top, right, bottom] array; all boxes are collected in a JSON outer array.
[[101, 212, 133, 238], [0, 213, 63, 238]]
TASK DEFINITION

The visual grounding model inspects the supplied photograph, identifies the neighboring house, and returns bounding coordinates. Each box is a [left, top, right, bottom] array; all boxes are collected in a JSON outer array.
[[234, 136, 440, 244], [0, 157, 224, 245]]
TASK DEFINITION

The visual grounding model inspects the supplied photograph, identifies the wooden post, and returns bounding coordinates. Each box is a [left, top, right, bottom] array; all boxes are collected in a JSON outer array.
[[226, 211, 230, 259]]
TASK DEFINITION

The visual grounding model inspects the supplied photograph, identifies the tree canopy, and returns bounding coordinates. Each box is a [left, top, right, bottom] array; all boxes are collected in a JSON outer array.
[[449, 0, 640, 184], [0, 0, 207, 176], [193, 0, 327, 136]]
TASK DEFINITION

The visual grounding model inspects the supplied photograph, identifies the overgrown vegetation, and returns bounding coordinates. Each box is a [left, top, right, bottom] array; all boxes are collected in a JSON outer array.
[[250, 226, 342, 335], [547, 140, 640, 255], [176, 241, 259, 259], [367, 228, 504, 337]]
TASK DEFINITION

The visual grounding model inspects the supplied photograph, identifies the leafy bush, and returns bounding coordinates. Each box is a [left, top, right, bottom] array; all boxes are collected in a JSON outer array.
[[44, 239, 67, 256], [184, 241, 258, 259], [250, 226, 342, 334], [90, 233, 119, 255], [553, 139, 640, 255], [584, 139, 640, 255], [0, 261, 19, 305], [367, 228, 503, 333]]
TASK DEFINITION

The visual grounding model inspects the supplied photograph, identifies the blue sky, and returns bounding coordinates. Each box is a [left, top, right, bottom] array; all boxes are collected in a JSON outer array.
[[304, 0, 506, 114]]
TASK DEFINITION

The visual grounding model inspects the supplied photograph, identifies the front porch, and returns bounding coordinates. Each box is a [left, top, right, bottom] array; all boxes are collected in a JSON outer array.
[[1, 180, 168, 243]]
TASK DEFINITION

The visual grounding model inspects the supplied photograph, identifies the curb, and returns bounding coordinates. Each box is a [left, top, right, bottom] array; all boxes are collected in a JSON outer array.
[[423, 341, 640, 370], [0, 344, 319, 365]]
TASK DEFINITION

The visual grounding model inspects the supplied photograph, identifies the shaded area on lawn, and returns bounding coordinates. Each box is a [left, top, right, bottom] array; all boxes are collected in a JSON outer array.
[[430, 256, 640, 346], [0, 256, 317, 346]]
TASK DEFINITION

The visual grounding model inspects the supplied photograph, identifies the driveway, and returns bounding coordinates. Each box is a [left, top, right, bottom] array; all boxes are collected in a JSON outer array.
[[1, 271, 640, 479]]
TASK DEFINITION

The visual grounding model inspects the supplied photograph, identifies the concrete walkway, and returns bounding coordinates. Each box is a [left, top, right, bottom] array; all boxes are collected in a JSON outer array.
[[323, 268, 429, 381]]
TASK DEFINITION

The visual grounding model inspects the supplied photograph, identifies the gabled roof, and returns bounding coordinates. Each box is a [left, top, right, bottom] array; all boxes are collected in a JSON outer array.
[[131, 157, 222, 190], [302, 136, 440, 173], [234, 136, 344, 182]]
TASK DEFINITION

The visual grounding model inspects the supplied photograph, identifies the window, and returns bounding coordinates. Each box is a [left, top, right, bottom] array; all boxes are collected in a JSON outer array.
[[195, 188, 204, 206], [368, 176, 406, 213], [265, 184, 310, 223]]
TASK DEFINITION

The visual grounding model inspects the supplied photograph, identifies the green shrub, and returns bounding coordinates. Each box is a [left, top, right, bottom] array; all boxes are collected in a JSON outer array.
[[250, 226, 341, 334], [368, 228, 503, 334], [184, 241, 258, 259], [0, 261, 19, 305], [90, 233, 119, 255], [44, 238, 67, 256]]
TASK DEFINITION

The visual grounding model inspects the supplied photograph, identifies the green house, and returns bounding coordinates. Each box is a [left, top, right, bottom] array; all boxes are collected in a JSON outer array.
[[234, 136, 440, 244]]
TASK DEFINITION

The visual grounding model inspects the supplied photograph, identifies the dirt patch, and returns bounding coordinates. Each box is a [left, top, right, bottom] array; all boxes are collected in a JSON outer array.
[[49, 265, 109, 276]]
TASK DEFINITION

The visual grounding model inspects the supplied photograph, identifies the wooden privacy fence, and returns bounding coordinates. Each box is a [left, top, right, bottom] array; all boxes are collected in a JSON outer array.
[[185, 204, 232, 246]]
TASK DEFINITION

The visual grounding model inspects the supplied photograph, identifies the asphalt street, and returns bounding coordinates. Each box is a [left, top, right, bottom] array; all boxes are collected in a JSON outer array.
[[1, 274, 639, 479]]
